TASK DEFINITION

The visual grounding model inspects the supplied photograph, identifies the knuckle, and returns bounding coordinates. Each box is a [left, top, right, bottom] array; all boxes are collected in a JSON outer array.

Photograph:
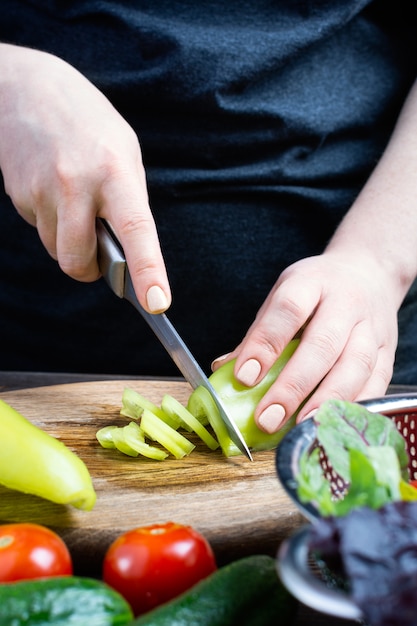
[[369, 352, 394, 389], [276, 293, 306, 327], [281, 374, 311, 404], [54, 157, 83, 194], [351, 347, 375, 376], [252, 333, 281, 358], [59, 255, 99, 282], [241, 329, 290, 371], [96, 134, 141, 183], [27, 173, 48, 207], [96, 149, 124, 182], [58, 254, 84, 279], [117, 212, 153, 238], [370, 368, 393, 391], [297, 332, 340, 374], [310, 327, 343, 356]]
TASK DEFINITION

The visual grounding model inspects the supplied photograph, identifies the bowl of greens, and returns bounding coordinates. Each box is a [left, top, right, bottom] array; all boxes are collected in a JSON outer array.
[[276, 393, 417, 521], [275, 394, 417, 626]]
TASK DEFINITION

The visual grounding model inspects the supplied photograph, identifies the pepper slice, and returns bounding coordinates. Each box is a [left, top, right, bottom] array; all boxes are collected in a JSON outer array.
[[187, 339, 300, 457], [0, 398, 96, 510], [161, 395, 219, 450], [140, 409, 196, 459], [96, 422, 169, 461]]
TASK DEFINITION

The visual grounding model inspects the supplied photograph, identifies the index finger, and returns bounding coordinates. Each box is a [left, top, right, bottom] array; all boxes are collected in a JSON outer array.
[[101, 166, 172, 314]]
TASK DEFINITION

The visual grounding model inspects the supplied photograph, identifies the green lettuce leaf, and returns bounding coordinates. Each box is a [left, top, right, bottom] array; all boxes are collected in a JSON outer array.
[[296, 399, 411, 516]]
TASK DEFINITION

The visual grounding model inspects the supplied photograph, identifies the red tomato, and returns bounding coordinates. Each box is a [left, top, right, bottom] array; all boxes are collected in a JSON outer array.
[[410, 479, 417, 490], [0, 523, 72, 582], [102, 521, 217, 616]]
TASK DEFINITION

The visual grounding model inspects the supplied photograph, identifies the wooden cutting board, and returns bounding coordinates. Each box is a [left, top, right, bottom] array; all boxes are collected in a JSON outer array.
[[0, 380, 304, 576]]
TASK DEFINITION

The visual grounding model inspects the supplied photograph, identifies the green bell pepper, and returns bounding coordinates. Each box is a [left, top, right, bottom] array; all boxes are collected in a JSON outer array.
[[187, 339, 300, 457], [0, 398, 96, 510]]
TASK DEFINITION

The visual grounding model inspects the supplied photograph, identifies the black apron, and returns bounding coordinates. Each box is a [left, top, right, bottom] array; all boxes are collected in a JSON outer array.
[[1, 0, 416, 380]]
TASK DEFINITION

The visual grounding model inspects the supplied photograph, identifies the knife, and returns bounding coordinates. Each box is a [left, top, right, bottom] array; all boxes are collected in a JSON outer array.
[[96, 218, 253, 461]]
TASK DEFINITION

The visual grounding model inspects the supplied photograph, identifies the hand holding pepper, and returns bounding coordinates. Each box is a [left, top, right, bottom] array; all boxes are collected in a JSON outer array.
[[213, 253, 397, 432], [213, 79, 417, 432]]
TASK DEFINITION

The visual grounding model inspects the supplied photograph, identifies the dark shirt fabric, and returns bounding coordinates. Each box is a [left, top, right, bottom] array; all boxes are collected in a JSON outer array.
[[1, 0, 417, 381]]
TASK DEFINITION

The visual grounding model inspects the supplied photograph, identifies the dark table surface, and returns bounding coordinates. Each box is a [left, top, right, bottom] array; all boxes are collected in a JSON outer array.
[[2, 370, 414, 625]]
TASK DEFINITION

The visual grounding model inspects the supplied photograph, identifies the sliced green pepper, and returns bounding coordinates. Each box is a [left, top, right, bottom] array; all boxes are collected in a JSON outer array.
[[187, 339, 300, 457], [0, 398, 96, 510], [140, 408, 196, 459], [161, 394, 219, 450], [96, 421, 169, 460]]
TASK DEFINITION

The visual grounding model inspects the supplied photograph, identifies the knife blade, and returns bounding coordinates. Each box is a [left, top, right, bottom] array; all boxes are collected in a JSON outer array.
[[96, 218, 253, 461]]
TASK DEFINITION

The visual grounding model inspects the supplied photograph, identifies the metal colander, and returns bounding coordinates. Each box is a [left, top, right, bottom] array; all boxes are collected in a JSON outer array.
[[275, 393, 417, 521], [275, 393, 417, 621]]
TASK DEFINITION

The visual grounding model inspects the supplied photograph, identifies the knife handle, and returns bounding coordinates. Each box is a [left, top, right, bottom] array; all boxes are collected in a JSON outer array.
[[96, 219, 126, 298]]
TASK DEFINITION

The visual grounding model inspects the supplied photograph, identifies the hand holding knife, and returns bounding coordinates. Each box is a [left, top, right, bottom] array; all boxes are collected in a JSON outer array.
[[96, 218, 253, 461]]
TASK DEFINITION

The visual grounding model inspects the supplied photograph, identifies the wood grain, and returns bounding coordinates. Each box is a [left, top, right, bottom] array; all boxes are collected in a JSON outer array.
[[0, 380, 304, 576]]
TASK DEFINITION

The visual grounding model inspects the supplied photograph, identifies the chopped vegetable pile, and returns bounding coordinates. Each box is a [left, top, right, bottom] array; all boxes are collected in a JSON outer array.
[[96, 388, 217, 460], [97, 339, 300, 460]]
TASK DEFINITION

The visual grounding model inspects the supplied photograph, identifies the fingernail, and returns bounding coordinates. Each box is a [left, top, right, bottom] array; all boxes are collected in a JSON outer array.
[[146, 285, 169, 313], [236, 359, 262, 387], [258, 404, 286, 434], [298, 409, 317, 423], [211, 353, 230, 369]]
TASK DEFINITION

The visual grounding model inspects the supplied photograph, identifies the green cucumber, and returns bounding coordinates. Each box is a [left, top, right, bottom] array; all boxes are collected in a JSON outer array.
[[130, 554, 298, 626], [0, 575, 133, 626]]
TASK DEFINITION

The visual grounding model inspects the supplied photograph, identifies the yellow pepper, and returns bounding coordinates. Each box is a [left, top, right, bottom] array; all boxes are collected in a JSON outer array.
[[0, 398, 96, 510]]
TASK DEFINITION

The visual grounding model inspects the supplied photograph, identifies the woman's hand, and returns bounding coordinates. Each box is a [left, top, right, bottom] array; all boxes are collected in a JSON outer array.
[[214, 252, 399, 430], [213, 76, 417, 432], [0, 43, 171, 313]]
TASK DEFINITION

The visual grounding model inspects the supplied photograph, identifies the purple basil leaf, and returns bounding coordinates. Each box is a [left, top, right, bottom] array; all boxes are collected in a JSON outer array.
[[309, 501, 417, 626]]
